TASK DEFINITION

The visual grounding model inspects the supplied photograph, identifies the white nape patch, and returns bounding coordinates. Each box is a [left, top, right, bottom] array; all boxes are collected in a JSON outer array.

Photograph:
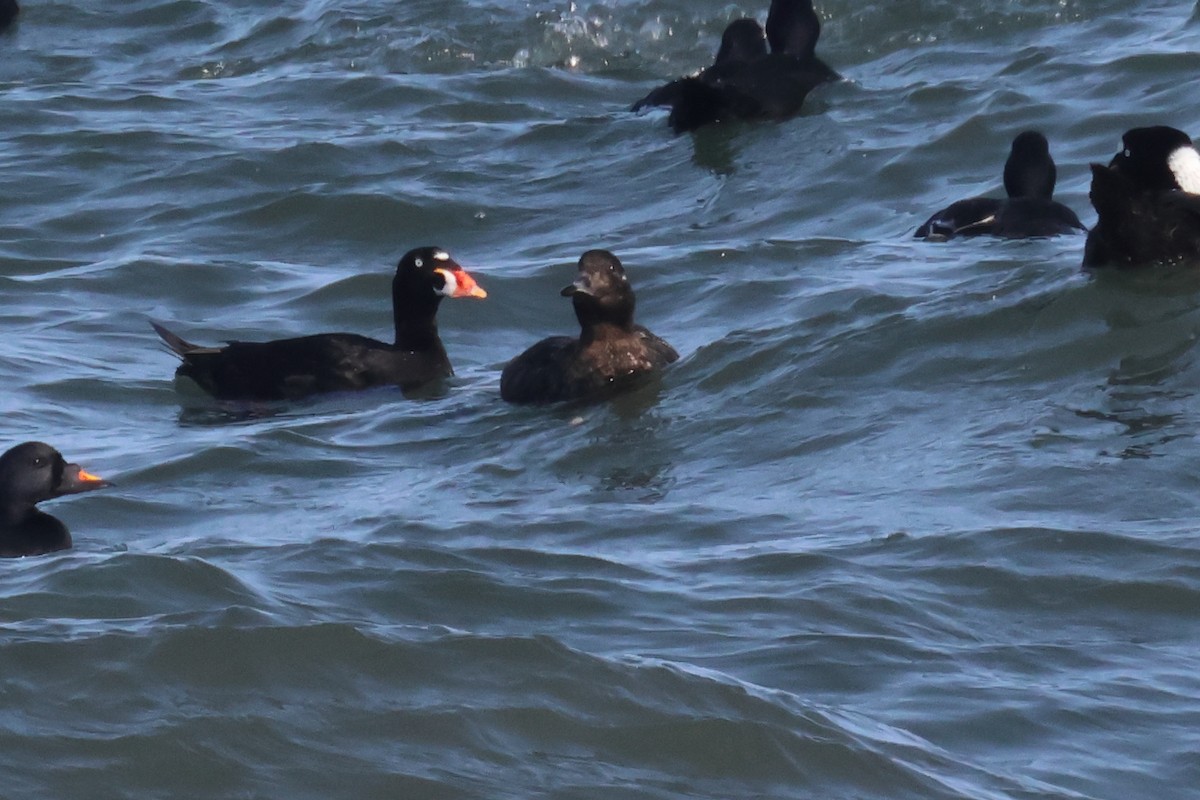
[[433, 250, 450, 261], [1168, 146, 1200, 194], [435, 268, 459, 297]]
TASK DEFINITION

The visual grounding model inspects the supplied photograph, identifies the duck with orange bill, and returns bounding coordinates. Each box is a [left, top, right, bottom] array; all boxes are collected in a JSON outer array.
[[153, 246, 487, 401], [0, 442, 109, 557]]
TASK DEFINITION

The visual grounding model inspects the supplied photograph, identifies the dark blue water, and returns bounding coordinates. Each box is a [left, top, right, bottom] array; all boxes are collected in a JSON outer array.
[[2, 1, 1200, 798]]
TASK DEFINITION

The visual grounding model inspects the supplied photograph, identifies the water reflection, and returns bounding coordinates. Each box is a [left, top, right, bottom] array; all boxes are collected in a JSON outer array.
[[1068, 269, 1200, 458], [172, 382, 448, 427], [548, 382, 678, 502], [689, 126, 739, 176]]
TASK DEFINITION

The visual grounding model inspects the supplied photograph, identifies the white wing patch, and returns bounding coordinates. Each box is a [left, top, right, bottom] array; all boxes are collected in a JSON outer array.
[[1168, 146, 1200, 194]]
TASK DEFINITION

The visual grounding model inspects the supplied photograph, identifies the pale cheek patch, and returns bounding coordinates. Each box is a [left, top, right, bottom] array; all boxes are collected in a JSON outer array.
[[1168, 146, 1200, 194], [435, 268, 459, 297]]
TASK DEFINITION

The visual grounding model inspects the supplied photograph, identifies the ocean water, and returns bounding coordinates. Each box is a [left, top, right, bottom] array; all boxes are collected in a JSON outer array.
[[2, 1, 1200, 797]]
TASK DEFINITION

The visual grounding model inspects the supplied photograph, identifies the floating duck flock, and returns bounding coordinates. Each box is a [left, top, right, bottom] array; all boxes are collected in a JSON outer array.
[[3, 0, 1200, 557]]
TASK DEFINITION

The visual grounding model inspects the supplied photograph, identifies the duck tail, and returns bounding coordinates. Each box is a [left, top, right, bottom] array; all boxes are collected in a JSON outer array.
[[150, 320, 199, 358]]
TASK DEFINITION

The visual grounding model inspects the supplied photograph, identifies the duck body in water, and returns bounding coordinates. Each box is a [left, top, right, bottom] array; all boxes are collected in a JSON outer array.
[[631, 0, 838, 134], [153, 247, 486, 401], [1083, 125, 1200, 268], [501, 250, 678, 405], [915, 131, 1086, 240]]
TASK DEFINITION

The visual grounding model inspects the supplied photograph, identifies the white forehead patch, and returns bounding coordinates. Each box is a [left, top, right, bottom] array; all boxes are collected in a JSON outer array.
[[433, 250, 450, 261], [1168, 145, 1200, 194]]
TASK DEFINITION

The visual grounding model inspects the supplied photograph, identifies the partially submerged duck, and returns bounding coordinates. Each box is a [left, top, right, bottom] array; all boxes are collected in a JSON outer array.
[[500, 250, 678, 404], [915, 131, 1086, 240], [153, 247, 486, 401], [632, 0, 838, 134], [1083, 125, 1200, 268]]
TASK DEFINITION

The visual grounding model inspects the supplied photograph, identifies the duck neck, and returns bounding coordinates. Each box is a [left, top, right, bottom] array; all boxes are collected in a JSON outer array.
[[0, 499, 35, 528], [1005, 160, 1055, 200], [580, 317, 635, 346], [394, 313, 444, 352], [392, 287, 444, 352], [575, 294, 635, 345]]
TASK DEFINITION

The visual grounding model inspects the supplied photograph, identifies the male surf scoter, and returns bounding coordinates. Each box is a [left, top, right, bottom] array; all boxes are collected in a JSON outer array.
[[0, 442, 109, 558], [153, 247, 487, 401], [500, 250, 679, 404], [1082, 125, 1200, 268], [631, 0, 839, 134], [915, 131, 1086, 240]]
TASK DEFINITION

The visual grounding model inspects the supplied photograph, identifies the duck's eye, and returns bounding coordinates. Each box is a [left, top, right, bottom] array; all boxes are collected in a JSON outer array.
[[414, 258, 424, 268], [1123, 149, 1131, 158], [32, 457, 45, 468]]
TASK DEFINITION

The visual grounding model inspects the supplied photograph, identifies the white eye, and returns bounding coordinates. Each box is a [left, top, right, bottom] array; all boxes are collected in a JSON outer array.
[[433, 251, 450, 261], [415, 258, 423, 268]]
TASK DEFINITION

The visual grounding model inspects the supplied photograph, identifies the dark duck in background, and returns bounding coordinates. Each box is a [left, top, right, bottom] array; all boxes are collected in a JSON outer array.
[[915, 131, 1086, 240], [500, 250, 679, 405], [0, 442, 109, 558], [631, 0, 838, 134], [153, 247, 486, 401], [1083, 125, 1200, 268]]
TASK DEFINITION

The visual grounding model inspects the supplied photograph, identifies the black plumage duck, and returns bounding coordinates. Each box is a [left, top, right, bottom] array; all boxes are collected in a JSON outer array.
[[500, 250, 679, 404], [915, 131, 1086, 240], [1083, 125, 1200, 268], [0, 442, 109, 558], [153, 247, 487, 401], [631, 0, 838, 134]]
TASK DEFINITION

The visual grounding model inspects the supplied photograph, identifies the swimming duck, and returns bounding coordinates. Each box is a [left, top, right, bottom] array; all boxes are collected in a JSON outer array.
[[0, 442, 108, 557], [1083, 125, 1200, 268], [915, 131, 1086, 240], [631, 0, 838, 134], [153, 247, 486, 401], [500, 250, 678, 404]]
